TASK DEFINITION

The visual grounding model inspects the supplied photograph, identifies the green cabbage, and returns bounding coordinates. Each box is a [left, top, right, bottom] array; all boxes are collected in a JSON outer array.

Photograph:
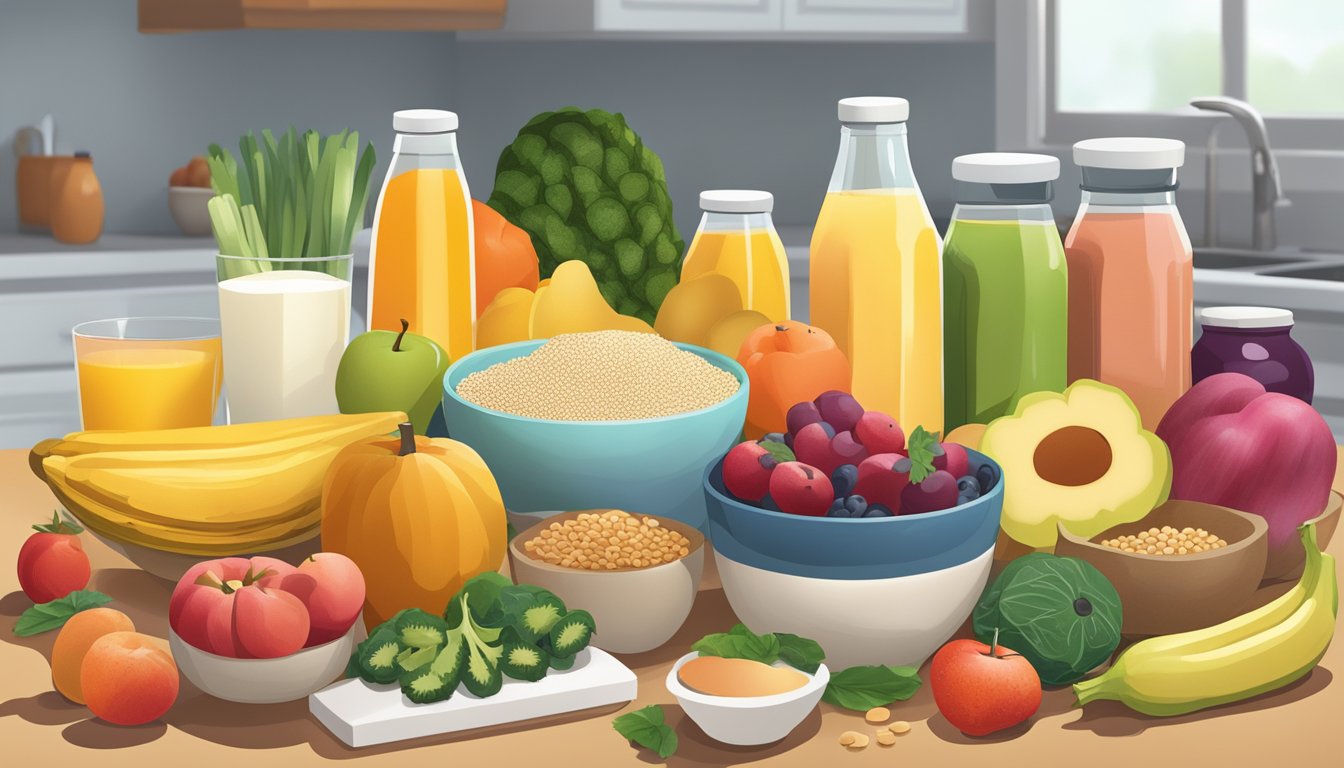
[[487, 107, 685, 324]]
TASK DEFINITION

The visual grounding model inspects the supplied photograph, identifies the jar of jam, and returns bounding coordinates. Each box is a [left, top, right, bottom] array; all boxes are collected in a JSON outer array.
[[1192, 307, 1314, 403]]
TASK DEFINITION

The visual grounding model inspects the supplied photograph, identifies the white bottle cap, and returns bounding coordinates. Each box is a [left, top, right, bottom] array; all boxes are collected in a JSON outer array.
[[838, 97, 909, 124], [699, 190, 774, 214], [952, 153, 1061, 184], [393, 109, 459, 134], [1073, 137, 1185, 170], [1200, 306, 1294, 328]]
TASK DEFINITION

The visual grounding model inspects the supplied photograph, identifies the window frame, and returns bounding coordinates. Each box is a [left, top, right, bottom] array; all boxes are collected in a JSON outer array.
[[998, 0, 1344, 154]]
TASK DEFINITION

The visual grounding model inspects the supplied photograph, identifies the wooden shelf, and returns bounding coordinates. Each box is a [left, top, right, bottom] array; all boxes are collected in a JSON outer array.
[[138, 0, 506, 32]]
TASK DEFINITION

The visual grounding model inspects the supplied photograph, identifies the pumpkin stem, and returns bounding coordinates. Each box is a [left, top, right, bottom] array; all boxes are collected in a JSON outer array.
[[392, 318, 409, 352], [398, 422, 416, 456]]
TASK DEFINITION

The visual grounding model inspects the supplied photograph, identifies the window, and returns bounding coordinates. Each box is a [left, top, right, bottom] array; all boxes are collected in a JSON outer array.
[[997, 0, 1344, 152]]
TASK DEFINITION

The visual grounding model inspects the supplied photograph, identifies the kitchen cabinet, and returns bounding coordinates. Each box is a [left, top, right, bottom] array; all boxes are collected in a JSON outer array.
[[472, 0, 988, 40], [137, 0, 506, 32], [0, 234, 370, 449]]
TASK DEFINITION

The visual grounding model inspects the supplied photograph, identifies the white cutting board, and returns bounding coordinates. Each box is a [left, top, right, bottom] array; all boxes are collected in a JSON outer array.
[[309, 648, 638, 748]]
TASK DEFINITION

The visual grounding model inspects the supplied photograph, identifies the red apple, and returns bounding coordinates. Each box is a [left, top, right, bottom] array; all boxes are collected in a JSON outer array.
[[723, 441, 779, 502], [793, 421, 840, 474], [855, 411, 905, 454], [768, 462, 834, 517], [854, 453, 910, 513], [830, 430, 869, 467], [931, 634, 1041, 737], [169, 556, 309, 659], [281, 553, 367, 647], [17, 513, 90, 604], [933, 442, 970, 479], [1156, 373, 1336, 555]]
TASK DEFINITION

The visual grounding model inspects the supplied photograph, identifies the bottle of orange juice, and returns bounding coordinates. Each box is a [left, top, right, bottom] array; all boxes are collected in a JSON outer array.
[[809, 97, 943, 434], [369, 109, 475, 360], [681, 190, 790, 321]]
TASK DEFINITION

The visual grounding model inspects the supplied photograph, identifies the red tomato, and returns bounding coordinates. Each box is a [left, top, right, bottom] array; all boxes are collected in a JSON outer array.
[[930, 635, 1042, 737], [169, 556, 309, 659], [17, 513, 91, 603], [278, 553, 366, 647]]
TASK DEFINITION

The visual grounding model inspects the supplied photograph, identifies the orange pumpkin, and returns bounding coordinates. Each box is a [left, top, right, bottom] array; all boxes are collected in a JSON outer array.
[[321, 422, 507, 629], [738, 321, 852, 439]]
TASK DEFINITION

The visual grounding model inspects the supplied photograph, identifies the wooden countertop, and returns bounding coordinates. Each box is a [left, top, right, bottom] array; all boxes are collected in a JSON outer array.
[[3, 447, 1342, 767]]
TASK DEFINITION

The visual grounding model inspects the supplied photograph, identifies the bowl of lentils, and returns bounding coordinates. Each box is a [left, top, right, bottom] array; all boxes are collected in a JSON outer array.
[[443, 331, 748, 530]]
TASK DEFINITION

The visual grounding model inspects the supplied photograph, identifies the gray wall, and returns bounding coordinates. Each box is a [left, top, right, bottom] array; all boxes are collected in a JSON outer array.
[[453, 40, 996, 238], [0, 0, 451, 235]]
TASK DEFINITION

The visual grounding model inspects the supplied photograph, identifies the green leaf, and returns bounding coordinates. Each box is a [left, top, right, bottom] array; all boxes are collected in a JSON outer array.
[[15, 590, 112, 637], [775, 632, 825, 674], [613, 705, 677, 759], [760, 440, 796, 464], [691, 624, 781, 665], [32, 510, 82, 536], [905, 426, 939, 484], [822, 665, 922, 711]]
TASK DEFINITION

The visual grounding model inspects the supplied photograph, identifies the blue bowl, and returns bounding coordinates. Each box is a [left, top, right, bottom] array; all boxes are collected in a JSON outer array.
[[442, 339, 748, 530], [704, 450, 1004, 580]]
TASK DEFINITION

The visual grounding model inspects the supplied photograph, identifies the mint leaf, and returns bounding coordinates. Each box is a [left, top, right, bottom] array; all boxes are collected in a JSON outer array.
[[760, 440, 796, 464], [822, 665, 922, 711], [905, 426, 939, 484], [613, 705, 677, 759], [775, 632, 826, 674], [15, 590, 112, 637], [691, 624, 781, 665]]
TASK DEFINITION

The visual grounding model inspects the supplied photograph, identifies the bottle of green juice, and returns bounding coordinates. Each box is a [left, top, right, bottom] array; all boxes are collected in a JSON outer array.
[[943, 153, 1068, 431]]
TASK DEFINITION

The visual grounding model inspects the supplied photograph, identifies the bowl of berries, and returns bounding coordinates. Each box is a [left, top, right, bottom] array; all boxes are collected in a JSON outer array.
[[703, 391, 1003, 669]]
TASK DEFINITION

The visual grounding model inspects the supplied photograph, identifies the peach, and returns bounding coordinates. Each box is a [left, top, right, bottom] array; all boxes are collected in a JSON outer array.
[[51, 607, 135, 704], [282, 553, 366, 647], [81, 631, 178, 726]]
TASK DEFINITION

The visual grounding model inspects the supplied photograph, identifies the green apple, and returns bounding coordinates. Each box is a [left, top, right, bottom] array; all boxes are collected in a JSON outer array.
[[335, 319, 449, 434]]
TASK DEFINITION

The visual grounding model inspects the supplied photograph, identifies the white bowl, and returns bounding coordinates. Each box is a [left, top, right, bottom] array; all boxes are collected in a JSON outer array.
[[666, 652, 829, 746], [715, 546, 995, 669], [168, 186, 214, 236], [169, 623, 357, 704], [507, 511, 705, 654], [77, 518, 320, 583]]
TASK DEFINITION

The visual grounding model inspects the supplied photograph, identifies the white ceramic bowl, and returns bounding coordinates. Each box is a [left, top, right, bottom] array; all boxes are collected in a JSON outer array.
[[170, 623, 357, 704], [715, 546, 995, 670], [168, 186, 214, 236], [666, 652, 829, 746], [507, 511, 705, 654]]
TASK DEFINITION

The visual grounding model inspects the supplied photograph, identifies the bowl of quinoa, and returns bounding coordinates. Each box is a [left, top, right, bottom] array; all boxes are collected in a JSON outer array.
[[443, 332, 749, 530]]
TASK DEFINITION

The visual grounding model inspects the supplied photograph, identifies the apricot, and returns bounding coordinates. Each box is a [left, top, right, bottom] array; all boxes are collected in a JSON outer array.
[[81, 631, 179, 726], [51, 607, 135, 704]]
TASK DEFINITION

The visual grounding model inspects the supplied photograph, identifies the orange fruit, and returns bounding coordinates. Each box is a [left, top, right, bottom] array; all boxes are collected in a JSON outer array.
[[51, 607, 135, 704], [81, 631, 178, 726]]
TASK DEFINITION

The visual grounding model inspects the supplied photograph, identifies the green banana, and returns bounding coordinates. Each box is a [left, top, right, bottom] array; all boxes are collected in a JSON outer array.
[[1074, 523, 1337, 717]]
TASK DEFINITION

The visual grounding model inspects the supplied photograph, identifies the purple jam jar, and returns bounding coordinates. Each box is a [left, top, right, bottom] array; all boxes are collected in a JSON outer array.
[[1192, 306, 1314, 403]]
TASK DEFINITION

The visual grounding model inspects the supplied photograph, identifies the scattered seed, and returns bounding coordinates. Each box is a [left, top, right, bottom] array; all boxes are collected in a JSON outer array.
[[876, 731, 897, 746], [838, 731, 858, 746], [889, 720, 911, 735], [840, 731, 869, 750], [864, 706, 890, 724]]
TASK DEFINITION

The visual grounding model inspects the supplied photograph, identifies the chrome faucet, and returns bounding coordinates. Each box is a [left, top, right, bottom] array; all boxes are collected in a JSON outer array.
[[1189, 97, 1288, 251]]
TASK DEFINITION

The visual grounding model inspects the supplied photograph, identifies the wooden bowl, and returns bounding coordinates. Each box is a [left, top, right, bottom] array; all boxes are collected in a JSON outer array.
[[1055, 500, 1268, 637], [1262, 491, 1342, 582]]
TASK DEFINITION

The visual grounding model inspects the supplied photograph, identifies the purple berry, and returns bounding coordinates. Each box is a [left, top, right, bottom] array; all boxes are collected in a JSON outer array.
[[814, 391, 864, 434], [900, 470, 959, 515], [786, 402, 824, 437], [831, 464, 859, 499]]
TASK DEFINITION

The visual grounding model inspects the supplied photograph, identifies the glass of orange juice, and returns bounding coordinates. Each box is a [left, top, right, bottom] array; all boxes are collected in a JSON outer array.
[[72, 317, 223, 430]]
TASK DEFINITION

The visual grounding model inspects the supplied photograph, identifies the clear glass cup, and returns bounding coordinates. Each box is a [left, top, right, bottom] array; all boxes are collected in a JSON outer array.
[[73, 316, 223, 430], [216, 254, 352, 423]]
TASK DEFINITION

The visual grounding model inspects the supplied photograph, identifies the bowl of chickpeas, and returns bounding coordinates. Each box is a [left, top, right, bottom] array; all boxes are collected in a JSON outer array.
[[1055, 499, 1269, 637], [507, 509, 705, 654]]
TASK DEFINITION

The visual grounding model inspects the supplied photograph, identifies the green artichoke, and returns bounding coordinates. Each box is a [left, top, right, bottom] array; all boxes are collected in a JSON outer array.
[[487, 107, 684, 324]]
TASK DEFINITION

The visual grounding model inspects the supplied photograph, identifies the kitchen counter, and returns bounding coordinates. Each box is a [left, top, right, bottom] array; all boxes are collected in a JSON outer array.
[[3, 447, 1343, 767]]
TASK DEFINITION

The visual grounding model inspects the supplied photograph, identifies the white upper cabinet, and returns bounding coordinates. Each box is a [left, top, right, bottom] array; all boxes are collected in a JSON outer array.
[[478, 0, 985, 39]]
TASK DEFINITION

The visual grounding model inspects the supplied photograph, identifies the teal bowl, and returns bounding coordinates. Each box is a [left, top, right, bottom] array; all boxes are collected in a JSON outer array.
[[442, 339, 748, 530]]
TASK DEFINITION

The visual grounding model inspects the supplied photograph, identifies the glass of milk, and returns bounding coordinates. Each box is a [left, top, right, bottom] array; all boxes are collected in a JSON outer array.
[[215, 254, 352, 423]]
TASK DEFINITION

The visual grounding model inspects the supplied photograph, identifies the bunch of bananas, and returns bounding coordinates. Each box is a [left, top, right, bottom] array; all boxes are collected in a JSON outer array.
[[1074, 523, 1337, 716], [30, 412, 405, 556]]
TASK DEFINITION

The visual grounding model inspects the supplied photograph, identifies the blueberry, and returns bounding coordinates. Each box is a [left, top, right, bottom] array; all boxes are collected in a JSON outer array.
[[783, 432, 794, 449], [831, 464, 859, 498], [957, 493, 977, 506], [957, 475, 981, 495], [827, 498, 848, 517], [930, 442, 946, 457], [762, 432, 787, 445], [760, 494, 780, 512], [976, 464, 998, 492], [864, 504, 894, 518], [843, 494, 868, 517], [894, 456, 913, 474]]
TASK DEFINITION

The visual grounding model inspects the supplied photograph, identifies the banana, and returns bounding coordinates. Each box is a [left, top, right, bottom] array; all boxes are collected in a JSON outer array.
[[41, 412, 394, 453], [1074, 523, 1337, 717]]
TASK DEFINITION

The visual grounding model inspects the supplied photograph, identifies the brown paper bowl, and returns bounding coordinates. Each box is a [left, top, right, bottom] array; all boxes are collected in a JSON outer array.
[[1055, 500, 1268, 637], [1261, 491, 1342, 582]]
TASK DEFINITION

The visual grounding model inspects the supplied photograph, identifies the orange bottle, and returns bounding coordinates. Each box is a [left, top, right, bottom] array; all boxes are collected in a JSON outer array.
[[1065, 138, 1192, 429], [50, 151, 104, 244]]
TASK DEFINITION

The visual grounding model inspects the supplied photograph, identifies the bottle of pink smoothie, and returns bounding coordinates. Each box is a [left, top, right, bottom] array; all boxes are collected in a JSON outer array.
[[1065, 138, 1192, 429]]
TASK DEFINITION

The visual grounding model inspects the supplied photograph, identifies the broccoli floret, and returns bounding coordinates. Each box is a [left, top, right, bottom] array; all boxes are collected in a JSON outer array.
[[501, 641, 551, 682], [549, 609, 595, 658], [397, 643, 439, 673], [355, 628, 404, 684], [400, 669, 453, 704], [395, 609, 447, 649]]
